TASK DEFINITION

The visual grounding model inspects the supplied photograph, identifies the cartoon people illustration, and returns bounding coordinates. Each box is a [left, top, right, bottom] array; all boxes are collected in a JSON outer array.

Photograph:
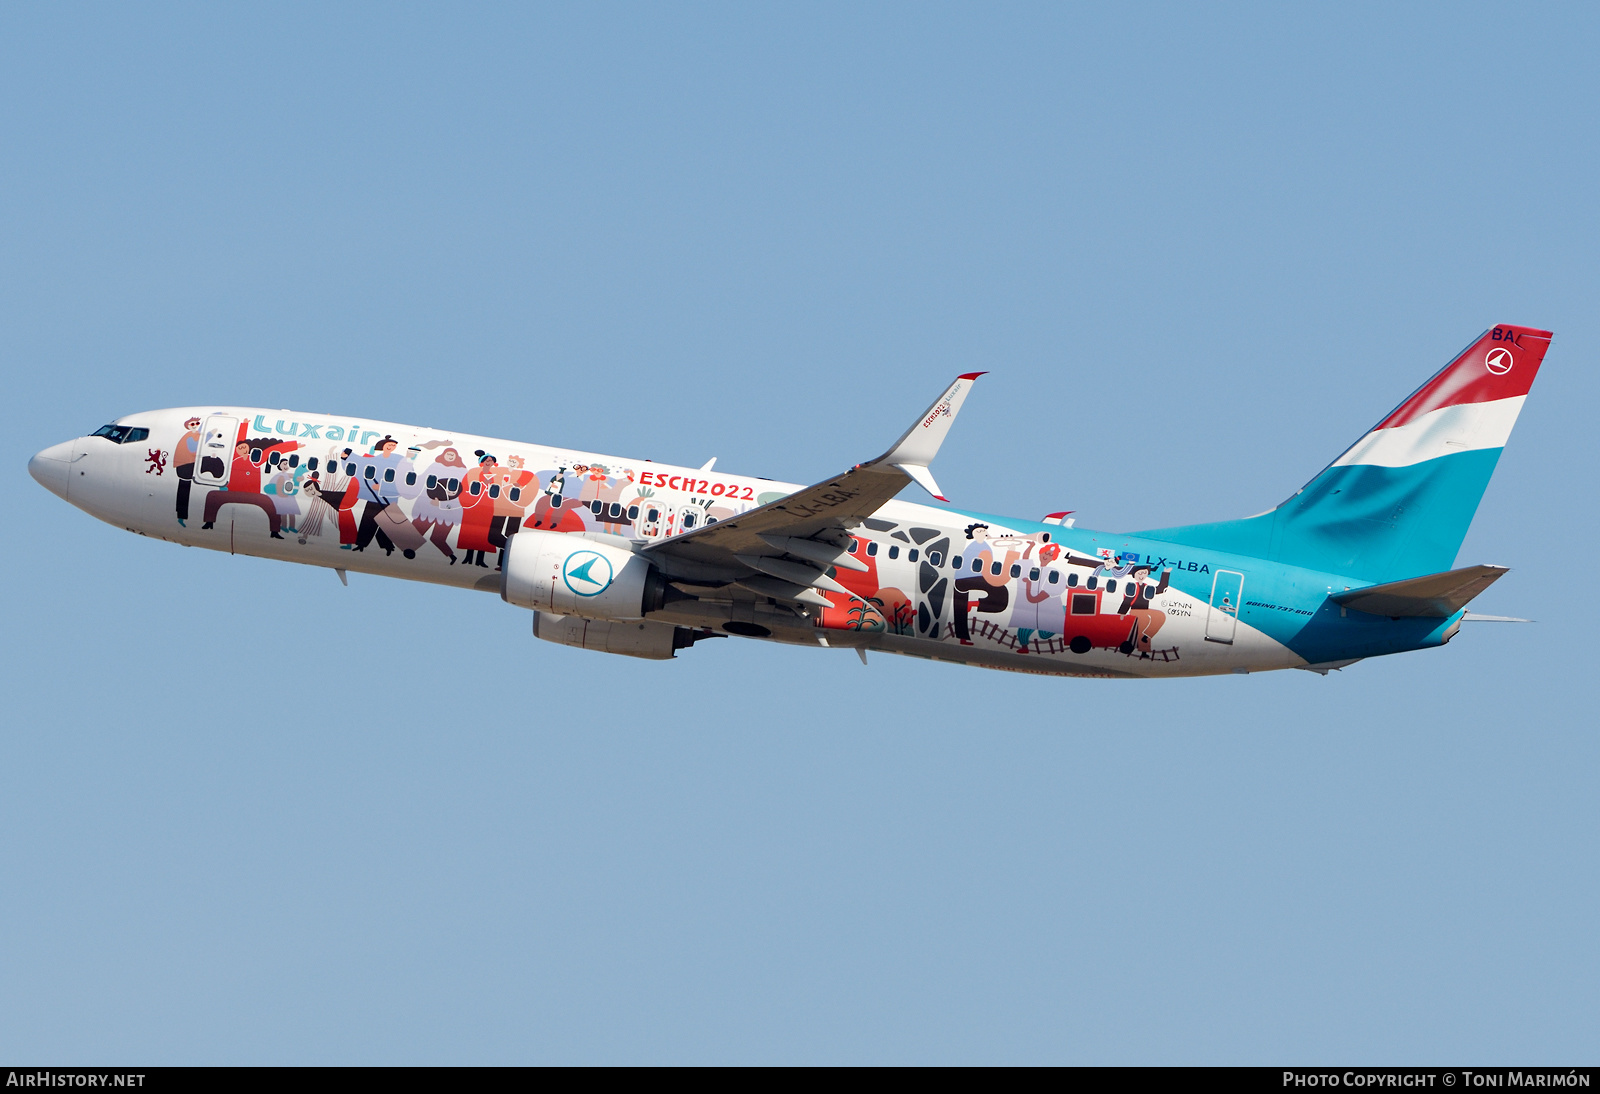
[[591, 467, 637, 534], [1117, 565, 1173, 655], [1092, 548, 1137, 581], [489, 455, 536, 566], [412, 446, 468, 562], [353, 435, 421, 557], [952, 524, 1022, 646], [297, 475, 333, 544], [544, 464, 568, 503], [1007, 544, 1059, 654], [200, 433, 301, 539], [325, 448, 363, 547], [173, 416, 201, 525], [457, 451, 500, 568], [263, 463, 302, 535], [576, 464, 609, 506]]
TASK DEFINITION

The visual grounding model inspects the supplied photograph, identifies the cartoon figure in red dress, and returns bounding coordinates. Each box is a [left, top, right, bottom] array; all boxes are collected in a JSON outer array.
[[457, 451, 500, 568]]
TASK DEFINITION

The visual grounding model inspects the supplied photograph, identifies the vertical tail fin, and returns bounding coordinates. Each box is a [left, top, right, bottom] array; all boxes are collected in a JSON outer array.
[[1136, 325, 1552, 582]]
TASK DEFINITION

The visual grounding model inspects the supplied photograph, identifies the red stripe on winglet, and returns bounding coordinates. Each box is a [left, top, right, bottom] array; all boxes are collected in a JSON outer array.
[[1377, 325, 1552, 430], [957, 372, 988, 381]]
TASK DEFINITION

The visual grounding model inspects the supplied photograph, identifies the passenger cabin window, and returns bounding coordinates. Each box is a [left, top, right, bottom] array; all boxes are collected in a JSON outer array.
[[848, 540, 859, 554], [383, 468, 395, 482], [1029, 567, 1040, 581], [1047, 570, 1059, 584], [363, 465, 375, 478], [307, 457, 319, 471], [404, 471, 415, 485], [683, 513, 697, 529], [1067, 572, 1079, 587], [908, 549, 919, 562], [990, 561, 1002, 576], [1106, 580, 1117, 594], [1009, 564, 1021, 578], [609, 502, 623, 518], [628, 505, 639, 520], [508, 487, 521, 502], [971, 558, 982, 573], [488, 484, 501, 499], [250, 449, 263, 464], [287, 454, 299, 468], [887, 545, 899, 560], [928, 551, 942, 566], [1086, 576, 1097, 590], [866, 542, 878, 557]]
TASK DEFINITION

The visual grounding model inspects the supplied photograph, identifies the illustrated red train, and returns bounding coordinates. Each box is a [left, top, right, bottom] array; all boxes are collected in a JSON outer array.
[[1060, 586, 1139, 654]]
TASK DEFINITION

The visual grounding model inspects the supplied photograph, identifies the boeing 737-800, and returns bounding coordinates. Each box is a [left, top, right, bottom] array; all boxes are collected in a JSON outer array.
[[28, 325, 1548, 677]]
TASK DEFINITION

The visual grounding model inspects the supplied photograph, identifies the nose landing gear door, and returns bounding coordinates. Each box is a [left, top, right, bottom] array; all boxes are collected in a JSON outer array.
[[193, 416, 238, 486]]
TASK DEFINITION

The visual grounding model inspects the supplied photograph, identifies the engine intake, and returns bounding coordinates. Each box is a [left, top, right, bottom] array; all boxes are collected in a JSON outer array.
[[500, 530, 669, 620]]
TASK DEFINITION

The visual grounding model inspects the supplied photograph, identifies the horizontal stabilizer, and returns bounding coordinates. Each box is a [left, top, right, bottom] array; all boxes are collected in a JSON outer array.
[[1331, 564, 1508, 618]]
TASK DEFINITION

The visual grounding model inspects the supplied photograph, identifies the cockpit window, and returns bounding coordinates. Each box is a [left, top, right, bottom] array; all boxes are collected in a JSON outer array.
[[90, 424, 151, 443]]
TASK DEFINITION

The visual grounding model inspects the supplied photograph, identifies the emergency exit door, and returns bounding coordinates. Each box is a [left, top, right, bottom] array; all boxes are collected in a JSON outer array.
[[193, 415, 238, 485], [1205, 570, 1245, 644]]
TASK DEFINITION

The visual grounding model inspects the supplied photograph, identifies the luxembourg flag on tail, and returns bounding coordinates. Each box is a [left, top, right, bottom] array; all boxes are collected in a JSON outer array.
[[1331, 325, 1552, 471], [1135, 324, 1553, 583]]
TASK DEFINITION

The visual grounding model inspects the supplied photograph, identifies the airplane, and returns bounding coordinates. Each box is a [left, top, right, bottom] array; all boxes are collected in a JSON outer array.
[[27, 323, 1549, 678]]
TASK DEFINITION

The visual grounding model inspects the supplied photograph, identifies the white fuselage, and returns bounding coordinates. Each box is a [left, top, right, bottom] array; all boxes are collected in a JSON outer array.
[[31, 406, 1317, 678]]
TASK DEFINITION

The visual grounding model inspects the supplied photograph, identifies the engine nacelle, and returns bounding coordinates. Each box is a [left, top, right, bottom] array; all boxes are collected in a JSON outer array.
[[532, 612, 698, 660], [501, 529, 667, 621]]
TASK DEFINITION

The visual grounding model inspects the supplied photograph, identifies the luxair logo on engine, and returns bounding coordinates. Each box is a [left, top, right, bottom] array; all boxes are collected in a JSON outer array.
[[561, 550, 615, 597]]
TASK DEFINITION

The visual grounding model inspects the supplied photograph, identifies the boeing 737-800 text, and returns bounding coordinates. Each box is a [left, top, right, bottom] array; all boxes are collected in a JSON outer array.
[[29, 325, 1548, 678]]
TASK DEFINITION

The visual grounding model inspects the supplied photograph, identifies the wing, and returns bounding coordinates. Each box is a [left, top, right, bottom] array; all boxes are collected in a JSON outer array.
[[642, 373, 984, 606]]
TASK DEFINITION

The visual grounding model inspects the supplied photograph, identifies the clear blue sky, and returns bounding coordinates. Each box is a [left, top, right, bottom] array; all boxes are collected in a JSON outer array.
[[2, 3, 1596, 1064]]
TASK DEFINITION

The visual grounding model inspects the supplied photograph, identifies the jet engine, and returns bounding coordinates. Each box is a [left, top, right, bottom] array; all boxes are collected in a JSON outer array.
[[500, 529, 670, 621], [532, 612, 707, 660]]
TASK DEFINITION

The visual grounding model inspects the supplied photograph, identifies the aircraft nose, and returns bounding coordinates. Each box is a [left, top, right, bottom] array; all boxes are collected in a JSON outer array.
[[28, 440, 75, 501]]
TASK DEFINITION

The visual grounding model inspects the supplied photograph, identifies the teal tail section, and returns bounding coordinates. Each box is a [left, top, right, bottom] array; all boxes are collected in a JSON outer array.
[[1133, 325, 1552, 584], [1133, 449, 1505, 583]]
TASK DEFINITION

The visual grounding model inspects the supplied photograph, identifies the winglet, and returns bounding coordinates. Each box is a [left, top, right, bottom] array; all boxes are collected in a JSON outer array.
[[870, 372, 985, 499], [895, 462, 947, 502]]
